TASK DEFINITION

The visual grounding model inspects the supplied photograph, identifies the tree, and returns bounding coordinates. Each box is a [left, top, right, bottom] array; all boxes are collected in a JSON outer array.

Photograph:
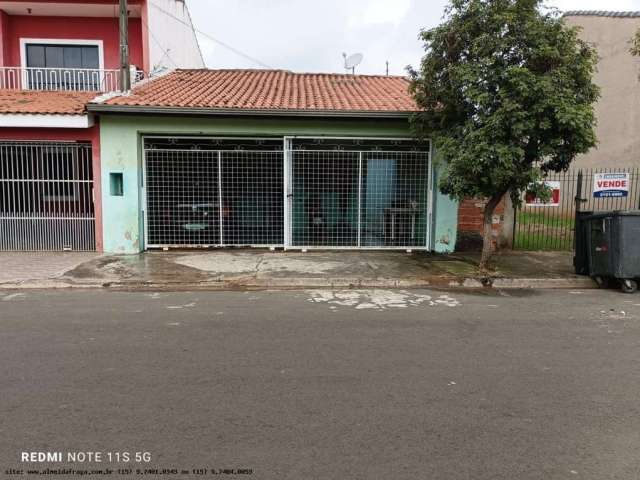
[[409, 0, 600, 269], [632, 28, 640, 57]]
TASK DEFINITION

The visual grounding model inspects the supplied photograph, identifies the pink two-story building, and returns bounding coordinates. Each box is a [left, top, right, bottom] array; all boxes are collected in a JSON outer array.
[[0, 0, 202, 251]]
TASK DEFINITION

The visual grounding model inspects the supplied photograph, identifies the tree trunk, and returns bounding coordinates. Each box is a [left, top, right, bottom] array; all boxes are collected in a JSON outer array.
[[479, 193, 505, 272]]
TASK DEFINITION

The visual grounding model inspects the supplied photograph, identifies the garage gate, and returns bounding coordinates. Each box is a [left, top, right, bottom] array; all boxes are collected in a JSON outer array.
[[144, 137, 284, 247], [142, 137, 431, 250], [0, 141, 95, 251]]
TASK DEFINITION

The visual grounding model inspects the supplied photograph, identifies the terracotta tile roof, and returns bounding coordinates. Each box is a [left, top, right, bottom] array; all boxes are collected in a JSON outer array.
[[99, 69, 417, 114], [0, 90, 95, 115], [563, 10, 640, 18]]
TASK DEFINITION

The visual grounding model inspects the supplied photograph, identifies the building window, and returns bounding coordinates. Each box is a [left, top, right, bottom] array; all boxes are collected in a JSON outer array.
[[25, 43, 100, 90], [109, 173, 124, 197]]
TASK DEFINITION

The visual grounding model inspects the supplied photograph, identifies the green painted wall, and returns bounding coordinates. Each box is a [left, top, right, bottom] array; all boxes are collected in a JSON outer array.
[[99, 114, 458, 253], [431, 149, 458, 253]]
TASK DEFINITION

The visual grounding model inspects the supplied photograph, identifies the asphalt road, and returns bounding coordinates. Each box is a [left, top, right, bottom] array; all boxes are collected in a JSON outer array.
[[1, 288, 639, 479]]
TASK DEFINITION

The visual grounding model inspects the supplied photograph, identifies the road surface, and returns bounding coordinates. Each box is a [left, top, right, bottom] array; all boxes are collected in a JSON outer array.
[[1, 288, 639, 479]]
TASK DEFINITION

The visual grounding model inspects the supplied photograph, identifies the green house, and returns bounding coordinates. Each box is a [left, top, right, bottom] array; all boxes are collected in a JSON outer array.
[[88, 69, 458, 254]]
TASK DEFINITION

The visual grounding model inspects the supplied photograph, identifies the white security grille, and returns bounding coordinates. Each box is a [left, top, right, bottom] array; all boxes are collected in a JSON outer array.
[[221, 151, 284, 245], [143, 137, 430, 251], [291, 150, 359, 247], [0, 141, 95, 251], [144, 138, 284, 248], [290, 149, 429, 249], [145, 149, 220, 247]]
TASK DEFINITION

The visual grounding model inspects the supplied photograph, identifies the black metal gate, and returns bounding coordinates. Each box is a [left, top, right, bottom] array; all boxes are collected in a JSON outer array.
[[0, 141, 95, 251], [514, 168, 640, 250]]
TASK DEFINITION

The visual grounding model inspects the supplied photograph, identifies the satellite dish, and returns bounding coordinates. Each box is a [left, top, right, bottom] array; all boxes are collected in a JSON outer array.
[[343, 52, 363, 74]]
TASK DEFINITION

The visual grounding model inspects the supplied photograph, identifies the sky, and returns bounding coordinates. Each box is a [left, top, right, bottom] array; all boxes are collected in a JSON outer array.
[[186, 0, 640, 75]]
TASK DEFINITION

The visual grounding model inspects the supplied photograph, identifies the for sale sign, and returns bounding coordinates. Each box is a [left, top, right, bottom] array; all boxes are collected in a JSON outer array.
[[593, 173, 629, 198]]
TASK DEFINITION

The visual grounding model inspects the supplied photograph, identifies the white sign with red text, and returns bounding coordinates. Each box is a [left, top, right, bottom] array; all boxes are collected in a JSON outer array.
[[525, 181, 561, 207], [593, 173, 629, 198]]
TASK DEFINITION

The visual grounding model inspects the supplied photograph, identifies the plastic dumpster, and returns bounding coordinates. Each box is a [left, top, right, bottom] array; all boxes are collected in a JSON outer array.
[[587, 211, 640, 293], [573, 210, 593, 275]]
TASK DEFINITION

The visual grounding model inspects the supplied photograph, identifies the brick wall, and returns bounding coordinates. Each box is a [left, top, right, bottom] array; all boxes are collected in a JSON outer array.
[[457, 197, 507, 249]]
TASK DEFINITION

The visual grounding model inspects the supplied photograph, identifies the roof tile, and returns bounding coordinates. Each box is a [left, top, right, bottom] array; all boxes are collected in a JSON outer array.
[[563, 10, 640, 18], [102, 69, 418, 112], [0, 90, 95, 115]]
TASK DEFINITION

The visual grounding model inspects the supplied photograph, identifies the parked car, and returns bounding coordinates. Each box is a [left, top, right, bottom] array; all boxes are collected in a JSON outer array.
[[173, 203, 219, 232], [155, 202, 232, 245]]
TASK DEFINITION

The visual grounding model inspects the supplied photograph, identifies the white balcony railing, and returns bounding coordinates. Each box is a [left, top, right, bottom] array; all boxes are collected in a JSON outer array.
[[0, 66, 141, 92]]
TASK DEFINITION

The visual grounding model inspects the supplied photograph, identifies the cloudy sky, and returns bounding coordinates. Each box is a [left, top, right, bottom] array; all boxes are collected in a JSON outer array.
[[186, 0, 640, 75]]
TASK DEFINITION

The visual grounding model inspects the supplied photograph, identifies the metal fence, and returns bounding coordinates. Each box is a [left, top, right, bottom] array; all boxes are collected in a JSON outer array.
[[0, 66, 121, 92], [0, 141, 95, 251], [290, 150, 429, 248], [143, 137, 430, 250], [0, 66, 146, 92], [144, 147, 284, 248], [513, 167, 640, 250]]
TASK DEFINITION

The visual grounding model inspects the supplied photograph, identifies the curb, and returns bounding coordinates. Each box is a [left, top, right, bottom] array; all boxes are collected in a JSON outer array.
[[490, 277, 597, 289], [0, 275, 597, 291]]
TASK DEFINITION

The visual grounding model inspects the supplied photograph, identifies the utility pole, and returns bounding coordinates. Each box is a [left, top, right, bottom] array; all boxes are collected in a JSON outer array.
[[119, 0, 131, 91], [385, 61, 389, 76]]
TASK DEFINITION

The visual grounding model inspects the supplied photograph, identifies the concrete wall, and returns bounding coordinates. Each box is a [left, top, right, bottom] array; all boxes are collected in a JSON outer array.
[[98, 114, 458, 254], [144, 0, 204, 71], [430, 151, 459, 253], [564, 14, 640, 169], [0, 1, 202, 72], [0, 10, 10, 66], [0, 14, 144, 70]]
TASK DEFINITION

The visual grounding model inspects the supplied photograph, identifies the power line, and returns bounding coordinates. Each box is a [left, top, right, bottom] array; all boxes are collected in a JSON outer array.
[[181, 0, 206, 67], [147, 1, 274, 69], [141, 12, 179, 69]]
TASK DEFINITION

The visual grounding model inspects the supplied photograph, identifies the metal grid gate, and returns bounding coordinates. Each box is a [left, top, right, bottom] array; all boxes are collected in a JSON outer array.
[[143, 137, 430, 251], [289, 146, 430, 249], [143, 138, 284, 248], [0, 141, 95, 251]]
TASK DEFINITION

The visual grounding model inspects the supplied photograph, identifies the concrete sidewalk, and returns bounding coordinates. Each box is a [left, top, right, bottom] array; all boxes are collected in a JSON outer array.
[[0, 250, 595, 290], [0, 252, 101, 285]]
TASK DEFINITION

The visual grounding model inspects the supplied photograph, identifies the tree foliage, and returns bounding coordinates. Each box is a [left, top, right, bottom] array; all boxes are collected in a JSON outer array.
[[632, 28, 640, 57], [408, 0, 599, 267]]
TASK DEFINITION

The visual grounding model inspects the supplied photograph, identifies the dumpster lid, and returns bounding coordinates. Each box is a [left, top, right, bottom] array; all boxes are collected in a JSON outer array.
[[583, 210, 640, 220]]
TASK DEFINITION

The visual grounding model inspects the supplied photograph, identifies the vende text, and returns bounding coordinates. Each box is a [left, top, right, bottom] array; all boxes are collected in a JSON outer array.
[[597, 180, 627, 188]]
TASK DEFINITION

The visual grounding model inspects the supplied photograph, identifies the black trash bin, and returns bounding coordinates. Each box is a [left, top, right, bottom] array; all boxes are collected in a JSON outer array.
[[587, 211, 640, 293], [574, 210, 593, 275]]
